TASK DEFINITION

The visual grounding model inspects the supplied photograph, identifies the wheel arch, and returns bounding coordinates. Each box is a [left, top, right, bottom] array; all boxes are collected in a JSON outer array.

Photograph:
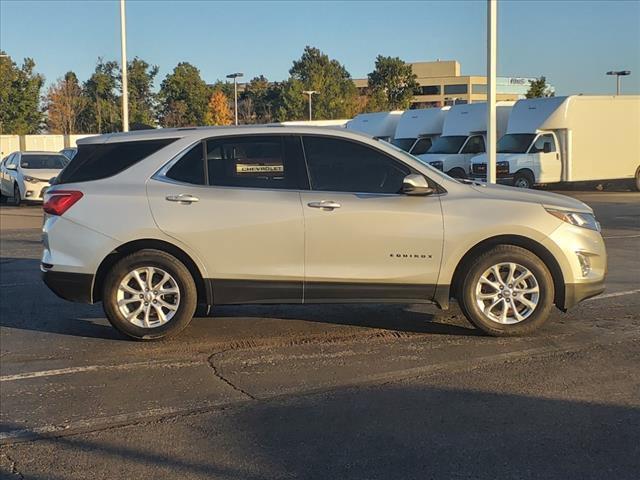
[[446, 234, 566, 311], [92, 238, 210, 306]]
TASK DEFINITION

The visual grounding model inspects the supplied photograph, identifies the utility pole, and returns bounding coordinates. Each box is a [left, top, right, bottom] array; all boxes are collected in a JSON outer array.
[[119, 0, 129, 132], [486, 0, 497, 184], [226, 72, 244, 125], [303, 91, 318, 121]]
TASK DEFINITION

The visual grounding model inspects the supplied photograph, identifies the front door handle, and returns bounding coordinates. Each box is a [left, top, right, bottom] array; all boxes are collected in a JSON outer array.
[[166, 194, 199, 204], [307, 200, 341, 210]]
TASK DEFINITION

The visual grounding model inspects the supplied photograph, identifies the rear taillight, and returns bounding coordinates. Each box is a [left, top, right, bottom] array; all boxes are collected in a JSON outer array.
[[43, 190, 83, 216]]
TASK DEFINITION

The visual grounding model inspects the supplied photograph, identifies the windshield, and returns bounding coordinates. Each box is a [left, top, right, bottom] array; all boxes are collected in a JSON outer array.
[[427, 135, 467, 154], [20, 154, 67, 169], [391, 138, 416, 152], [497, 134, 536, 154], [379, 138, 456, 183]]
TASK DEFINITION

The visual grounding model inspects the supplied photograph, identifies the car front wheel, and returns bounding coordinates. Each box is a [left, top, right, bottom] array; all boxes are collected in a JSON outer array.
[[102, 249, 197, 340], [458, 245, 554, 336]]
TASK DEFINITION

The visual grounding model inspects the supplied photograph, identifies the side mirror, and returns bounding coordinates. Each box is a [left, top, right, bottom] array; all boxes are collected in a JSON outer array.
[[6, 163, 16, 171], [402, 174, 435, 196], [543, 143, 552, 154]]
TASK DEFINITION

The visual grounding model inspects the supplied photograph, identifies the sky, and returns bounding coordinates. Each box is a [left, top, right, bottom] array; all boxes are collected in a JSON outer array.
[[1, 0, 639, 95]]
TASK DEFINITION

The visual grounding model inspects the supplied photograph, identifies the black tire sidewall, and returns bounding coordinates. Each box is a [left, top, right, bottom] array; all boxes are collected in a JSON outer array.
[[103, 250, 197, 340], [513, 172, 533, 189], [13, 184, 21, 205], [460, 246, 554, 336]]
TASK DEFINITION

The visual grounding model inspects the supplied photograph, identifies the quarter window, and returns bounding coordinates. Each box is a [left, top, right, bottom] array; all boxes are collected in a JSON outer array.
[[302, 136, 410, 194], [461, 135, 485, 154], [166, 144, 205, 185]]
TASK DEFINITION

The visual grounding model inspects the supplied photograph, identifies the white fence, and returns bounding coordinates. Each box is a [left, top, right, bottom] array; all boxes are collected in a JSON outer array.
[[0, 134, 98, 158]]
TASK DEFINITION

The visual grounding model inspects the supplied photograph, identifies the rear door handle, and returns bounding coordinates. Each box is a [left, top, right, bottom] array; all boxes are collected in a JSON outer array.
[[166, 194, 199, 204], [307, 200, 341, 210]]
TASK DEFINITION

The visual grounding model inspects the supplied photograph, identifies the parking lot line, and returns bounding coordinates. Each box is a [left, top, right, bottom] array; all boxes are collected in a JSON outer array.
[[0, 359, 203, 382], [585, 289, 640, 302]]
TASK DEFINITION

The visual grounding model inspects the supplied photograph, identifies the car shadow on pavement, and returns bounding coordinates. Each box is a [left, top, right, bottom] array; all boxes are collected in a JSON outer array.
[[212, 303, 480, 336], [2, 384, 639, 479]]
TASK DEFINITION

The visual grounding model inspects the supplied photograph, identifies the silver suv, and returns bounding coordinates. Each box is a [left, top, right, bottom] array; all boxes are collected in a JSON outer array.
[[41, 126, 606, 340]]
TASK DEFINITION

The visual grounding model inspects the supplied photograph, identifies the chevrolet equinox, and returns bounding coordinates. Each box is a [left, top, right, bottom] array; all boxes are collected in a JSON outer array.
[[41, 126, 606, 340]]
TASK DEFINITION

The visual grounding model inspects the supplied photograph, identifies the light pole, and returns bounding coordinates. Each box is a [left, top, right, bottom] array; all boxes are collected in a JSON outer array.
[[226, 72, 243, 125], [302, 90, 318, 121], [486, 0, 498, 184], [606, 70, 631, 95], [119, 0, 129, 132]]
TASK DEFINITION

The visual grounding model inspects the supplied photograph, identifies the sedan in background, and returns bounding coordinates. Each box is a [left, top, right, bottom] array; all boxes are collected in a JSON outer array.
[[0, 151, 68, 205], [59, 147, 77, 161]]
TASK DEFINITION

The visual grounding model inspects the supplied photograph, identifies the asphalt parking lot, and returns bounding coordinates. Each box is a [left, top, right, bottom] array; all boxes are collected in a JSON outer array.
[[0, 190, 639, 480]]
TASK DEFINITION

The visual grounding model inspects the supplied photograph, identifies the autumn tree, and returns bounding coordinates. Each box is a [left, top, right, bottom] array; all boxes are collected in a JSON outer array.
[[0, 52, 44, 134], [158, 63, 210, 127], [525, 76, 554, 98], [205, 90, 233, 126], [46, 71, 85, 134], [367, 55, 418, 110]]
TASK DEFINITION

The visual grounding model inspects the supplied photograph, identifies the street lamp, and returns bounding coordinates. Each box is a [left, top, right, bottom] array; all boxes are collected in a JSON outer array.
[[119, 0, 129, 132], [606, 70, 631, 95], [226, 72, 244, 125], [302, 90, 318, 121]]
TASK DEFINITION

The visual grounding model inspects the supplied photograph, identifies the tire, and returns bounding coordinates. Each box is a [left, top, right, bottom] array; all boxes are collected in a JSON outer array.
[[457, 245, 554, 336], [102, 249, 197, 340], [512, 171, 534, 189], [634, 167, 640, 192], [11, 183, 21, 206], [447, 167, 467, 179]]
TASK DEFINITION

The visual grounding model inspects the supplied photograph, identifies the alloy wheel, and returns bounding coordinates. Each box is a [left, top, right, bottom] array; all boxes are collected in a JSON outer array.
[[474, 262, 540, 324], [116, 266, 181, 328]]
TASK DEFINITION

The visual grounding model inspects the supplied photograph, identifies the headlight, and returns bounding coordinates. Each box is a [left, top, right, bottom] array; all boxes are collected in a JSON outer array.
[[23, 175, 41, 184], [429, 161, 443, 171], [546, 208, 601, 232]]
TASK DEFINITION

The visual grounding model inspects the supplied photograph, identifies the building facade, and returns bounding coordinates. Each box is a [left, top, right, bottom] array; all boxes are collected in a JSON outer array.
[[353, 60, 554, 108]]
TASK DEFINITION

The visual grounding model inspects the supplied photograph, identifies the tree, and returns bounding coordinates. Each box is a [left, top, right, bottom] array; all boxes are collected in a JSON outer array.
[[525, 76, 554, 98], [367, 55, 419, 110], [287, 46, 359, 120], [0, 52, 44, 134], [46, 71, 85, 134], [205, 90, 233, 126], [243, 75, 281, 123], [125, 57, 159, 127], [158, 62, 210, 127], [81, 58, 120, 133], [275, 79, 306, 122]]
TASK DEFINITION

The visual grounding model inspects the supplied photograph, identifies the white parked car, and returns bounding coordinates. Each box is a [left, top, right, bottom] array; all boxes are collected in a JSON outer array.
[[0, 151, 68, 205], [42, 126, 606, 340]]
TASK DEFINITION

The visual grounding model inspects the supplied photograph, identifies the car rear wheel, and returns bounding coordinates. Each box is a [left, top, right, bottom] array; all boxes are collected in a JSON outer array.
[[458, 245, 554, 336], [513, 171, 534, 189], [447, 167, 467, 179], [634, 166, 640, 192], [102, 249, 197, 340]]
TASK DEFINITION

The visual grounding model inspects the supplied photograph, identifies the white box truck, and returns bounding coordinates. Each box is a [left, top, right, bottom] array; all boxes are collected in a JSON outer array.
[[470, 95, 640, 189], [416, 101, 513, 178], [346, 111, 403, 141], [391, 107, 450, 155]]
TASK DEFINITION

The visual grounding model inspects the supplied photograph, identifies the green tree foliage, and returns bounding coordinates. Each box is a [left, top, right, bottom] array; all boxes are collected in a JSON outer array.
[[275, 79, 306, 122], [125, 57, 159, 127], [81, 59, 120, 133], [0, 52, 44, 134], [158, 63, 210, 127], [46, 71, 86, 134], [241, 75, 281, 123], [285, 46, 359, 120], [367, 55, 418, 110], [525, 76, 554, 98]]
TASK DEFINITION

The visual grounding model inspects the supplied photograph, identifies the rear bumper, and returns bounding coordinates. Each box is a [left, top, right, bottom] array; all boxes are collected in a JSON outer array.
[[42, 267, 94, 303], [563, 279, 606, 310]]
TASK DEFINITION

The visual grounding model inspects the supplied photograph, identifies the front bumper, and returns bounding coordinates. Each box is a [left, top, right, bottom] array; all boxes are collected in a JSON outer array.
[[563, 279, 605, 310], [470, 175, 514, 185], [42, 267, 94, 303], [23, 181, 50, 201]]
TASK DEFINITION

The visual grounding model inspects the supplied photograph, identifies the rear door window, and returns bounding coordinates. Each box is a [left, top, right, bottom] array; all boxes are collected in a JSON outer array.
[[56, 138, 178, 184]]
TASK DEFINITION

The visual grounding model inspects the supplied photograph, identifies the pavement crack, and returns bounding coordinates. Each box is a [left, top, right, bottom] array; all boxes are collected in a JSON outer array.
[[207, 351, 257, 400], [1, 450, 24, 479]]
